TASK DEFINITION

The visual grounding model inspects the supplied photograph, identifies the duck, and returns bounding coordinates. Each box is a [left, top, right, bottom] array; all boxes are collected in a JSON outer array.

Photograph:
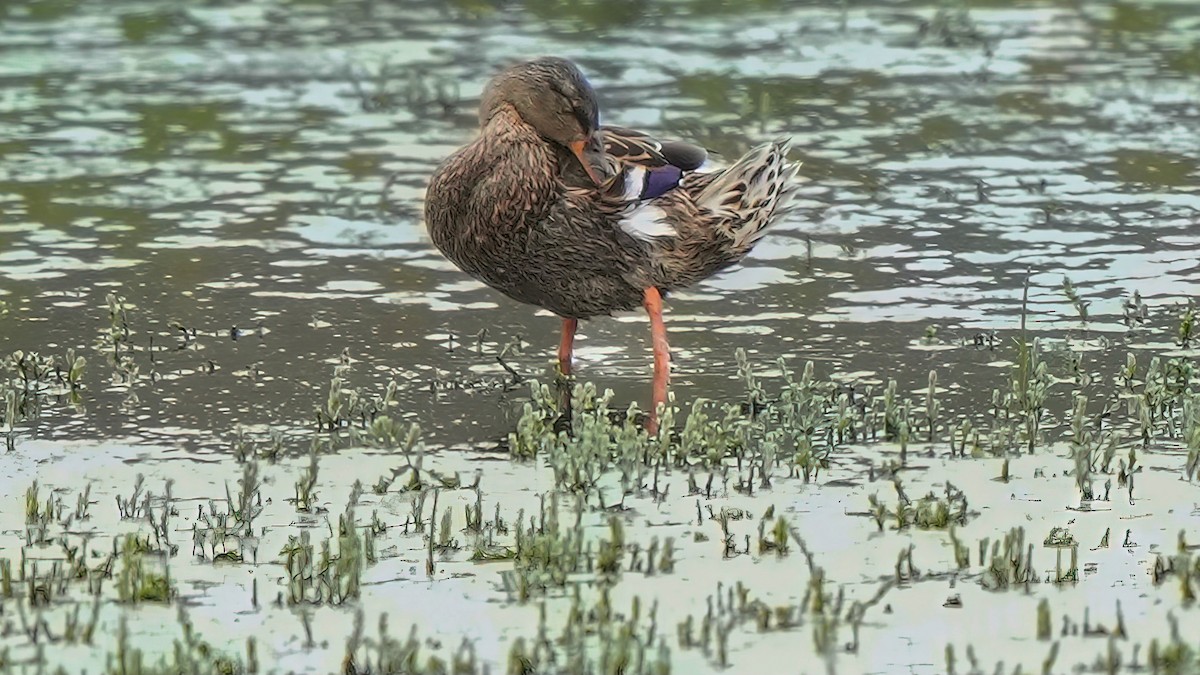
[[424, 56, 801, 433]]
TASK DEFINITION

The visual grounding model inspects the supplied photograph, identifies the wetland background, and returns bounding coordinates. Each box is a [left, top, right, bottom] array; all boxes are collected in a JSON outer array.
[[2, 0, 1199, 673]]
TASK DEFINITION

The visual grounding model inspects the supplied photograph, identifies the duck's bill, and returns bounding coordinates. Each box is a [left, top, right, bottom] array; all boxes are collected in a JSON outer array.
[[569, 138, 605, 186]]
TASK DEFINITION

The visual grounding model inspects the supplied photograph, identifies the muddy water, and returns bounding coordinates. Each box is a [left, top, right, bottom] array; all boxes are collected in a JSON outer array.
[[2, 0, 1199, 673]]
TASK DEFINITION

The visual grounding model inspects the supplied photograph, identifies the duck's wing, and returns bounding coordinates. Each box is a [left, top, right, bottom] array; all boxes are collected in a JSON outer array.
[[560, 127, 711, 241], [600, 126, 708, 172], [593, 126, 708, 201], [561, 127, 710, 241]]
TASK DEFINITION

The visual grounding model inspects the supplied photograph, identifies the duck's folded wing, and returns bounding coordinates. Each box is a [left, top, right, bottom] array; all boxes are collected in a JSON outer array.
[[562, 127, 708, 240], [596, 126, 708, 202], [600, 126, 707, 171], [577, 127, 712, 242]]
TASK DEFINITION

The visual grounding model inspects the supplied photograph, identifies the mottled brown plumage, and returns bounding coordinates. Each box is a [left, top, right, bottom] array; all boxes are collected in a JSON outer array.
[[423, 56, 801, 430]]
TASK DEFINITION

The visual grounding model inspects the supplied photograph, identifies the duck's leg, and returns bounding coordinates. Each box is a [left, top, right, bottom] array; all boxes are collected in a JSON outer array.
[[557, 317, 578, 377], [554, 317, 578, 432], [642, 287, 670, 434]]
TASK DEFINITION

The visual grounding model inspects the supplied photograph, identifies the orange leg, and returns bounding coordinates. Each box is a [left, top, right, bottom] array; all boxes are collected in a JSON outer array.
[[558, 317, 578, 377], [643, 287, 670, 434]]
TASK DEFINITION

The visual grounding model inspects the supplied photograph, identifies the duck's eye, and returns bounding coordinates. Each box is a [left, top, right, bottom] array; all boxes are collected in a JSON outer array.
[[571, 105, 594, 132]]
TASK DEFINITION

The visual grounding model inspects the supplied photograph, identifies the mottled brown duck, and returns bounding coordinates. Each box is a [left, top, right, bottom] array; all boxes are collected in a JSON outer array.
[[424, 56, 801, 432]]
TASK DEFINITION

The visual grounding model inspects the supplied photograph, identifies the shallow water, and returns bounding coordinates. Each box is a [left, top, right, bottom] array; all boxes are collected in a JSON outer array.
[[2, 0, 1200, 673], [4, 0, 1199, 443]]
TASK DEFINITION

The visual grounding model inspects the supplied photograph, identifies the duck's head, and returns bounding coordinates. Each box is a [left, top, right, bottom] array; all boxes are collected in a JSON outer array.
[[480, 56, 603, 184]]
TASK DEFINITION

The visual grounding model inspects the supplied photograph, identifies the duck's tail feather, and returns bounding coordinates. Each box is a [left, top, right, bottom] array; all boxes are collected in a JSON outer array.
[[694, 139, 801, 250]]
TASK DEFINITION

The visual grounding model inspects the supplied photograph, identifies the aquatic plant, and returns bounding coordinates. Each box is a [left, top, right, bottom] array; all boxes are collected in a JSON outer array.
[[105, 609, 251, 675], [294, 441, 321, 512], [115, 534, 172, 604], [1061, 276, 1090, 324], [1177, 300, 1196, 348]]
